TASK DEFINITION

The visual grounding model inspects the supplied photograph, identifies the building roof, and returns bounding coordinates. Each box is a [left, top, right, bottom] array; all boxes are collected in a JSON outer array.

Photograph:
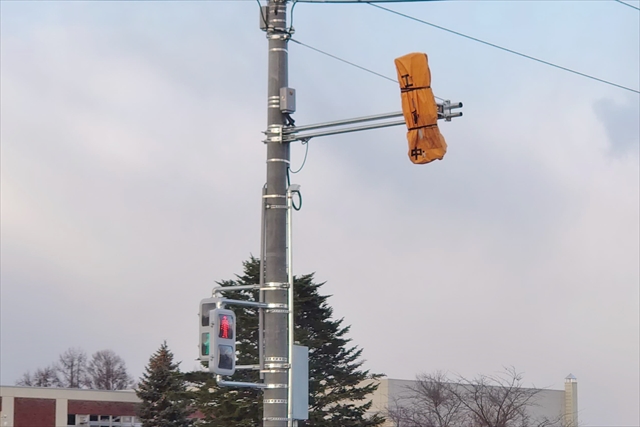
[[0, 385, 140, 403]]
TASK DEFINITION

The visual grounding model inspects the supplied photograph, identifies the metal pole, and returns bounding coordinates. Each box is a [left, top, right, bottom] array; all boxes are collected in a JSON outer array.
[[259, 184, 267, 380], [263, 0, 289, 425], [287, 187, 295, 427]]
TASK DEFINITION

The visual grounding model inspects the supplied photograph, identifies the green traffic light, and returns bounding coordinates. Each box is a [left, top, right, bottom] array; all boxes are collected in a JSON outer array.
[[202, 332, 210, 356]]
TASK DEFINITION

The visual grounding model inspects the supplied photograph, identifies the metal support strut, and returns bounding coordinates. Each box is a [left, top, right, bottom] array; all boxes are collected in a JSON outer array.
[[279, 102, 463, 143]]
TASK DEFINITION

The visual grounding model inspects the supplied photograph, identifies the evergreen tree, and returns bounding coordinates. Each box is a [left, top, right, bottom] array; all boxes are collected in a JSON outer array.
[[137, 341, 194, 427], [186, 257, 384, 427]]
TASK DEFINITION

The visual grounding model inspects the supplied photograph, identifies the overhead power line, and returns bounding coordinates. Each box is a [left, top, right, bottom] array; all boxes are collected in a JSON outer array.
[[369, 3, 640, 94], [290, 39, 397, 83], [290, 38, 446, 100], [614, 0, 640, 11], [295, 0, 442, 3]]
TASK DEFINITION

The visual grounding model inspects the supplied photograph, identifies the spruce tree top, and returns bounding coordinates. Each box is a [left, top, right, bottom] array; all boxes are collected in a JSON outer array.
[[137, 341, 194, 427]]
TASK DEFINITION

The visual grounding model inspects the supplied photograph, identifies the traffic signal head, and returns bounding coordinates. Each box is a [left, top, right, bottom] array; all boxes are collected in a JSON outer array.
[[209, 308, 236, 376], [199, 298, 218, 362], [394, 52, 447, 164]]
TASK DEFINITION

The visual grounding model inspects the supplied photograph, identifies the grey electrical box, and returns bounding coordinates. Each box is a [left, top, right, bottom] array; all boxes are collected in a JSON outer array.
[[280, 87, 296, 113], [259, 6, 268, 30], [292, 345, 309, 420]]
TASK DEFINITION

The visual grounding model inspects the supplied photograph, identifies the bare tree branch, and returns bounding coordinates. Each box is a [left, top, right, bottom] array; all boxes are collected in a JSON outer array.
[[15, 372, 35, 386], [85, 349, 133, 390], [449, 367, 542, 427], [394, 367, 563, 427], [16, 365, 60, 387], [385, 371, 467, 427], [57, 347, 88, 388]]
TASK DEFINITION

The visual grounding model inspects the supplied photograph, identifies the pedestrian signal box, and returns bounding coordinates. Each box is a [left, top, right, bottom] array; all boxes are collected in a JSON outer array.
[[209, 308, 236, 376], [199, 298, 218, 362]]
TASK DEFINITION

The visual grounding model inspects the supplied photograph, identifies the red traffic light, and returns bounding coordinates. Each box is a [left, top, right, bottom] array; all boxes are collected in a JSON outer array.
[[219, 314, 232, 339]]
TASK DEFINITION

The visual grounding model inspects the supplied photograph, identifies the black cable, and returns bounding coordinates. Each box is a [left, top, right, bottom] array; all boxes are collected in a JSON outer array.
[[292, 191, 302, 211], [286, 169, 303, 211], [290, 0, 299, 30], [614, 0, 640, 11], [257, 0, 292, 36], [370, 3, 640, 94], [290, 38, 446, 101], [257, 0, 267, 28], [287, 139, 307, 213]]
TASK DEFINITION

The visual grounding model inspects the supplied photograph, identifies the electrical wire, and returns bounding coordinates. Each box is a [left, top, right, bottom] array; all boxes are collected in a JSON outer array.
[[287, 140, 308, 211], [292, 190, 302, 211], [369, 3, 640, 94], [290, 0, 299, 30], [285, 168, 303, 211], [257, 0, 267, 27], [257, 0, 293, 36], [614, 0, 640, 11], [295, 0, 443, 3], [22, 0, 257, 2], [289, 139, 310, 174], [290, 38, 397, 83], [289, 38, 446, 101]]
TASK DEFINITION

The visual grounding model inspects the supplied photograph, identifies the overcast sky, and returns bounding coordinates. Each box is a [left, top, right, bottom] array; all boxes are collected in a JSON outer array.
[[1, 1, 638, 425]]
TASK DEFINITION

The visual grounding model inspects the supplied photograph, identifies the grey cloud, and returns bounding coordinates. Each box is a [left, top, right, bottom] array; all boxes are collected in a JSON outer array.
[[2, 3, 639, 426], [593, 97, 640, 156]]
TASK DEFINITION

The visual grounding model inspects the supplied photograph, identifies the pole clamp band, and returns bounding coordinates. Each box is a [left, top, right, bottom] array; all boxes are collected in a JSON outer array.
[[265, 383, 289, 389], [266, 32, 290, 41], [261, 369, 287, 374], [266, 303, 287, 309], [261, 286, 289, 291], [264, 363, 290, 369], [262, 282, 289, 289]]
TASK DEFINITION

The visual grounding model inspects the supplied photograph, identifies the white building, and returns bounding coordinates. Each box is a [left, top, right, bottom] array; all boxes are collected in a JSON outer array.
[[365, 374, 578, 427], [0, 386, 141, 427], [1, 374, 578, 426]]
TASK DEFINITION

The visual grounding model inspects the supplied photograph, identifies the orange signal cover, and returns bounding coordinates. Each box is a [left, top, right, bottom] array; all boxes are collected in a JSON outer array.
[[395, 53, 447, 164]]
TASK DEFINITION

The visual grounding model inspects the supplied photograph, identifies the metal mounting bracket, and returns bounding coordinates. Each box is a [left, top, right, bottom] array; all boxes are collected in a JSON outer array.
[[280, 101, 463, 143]]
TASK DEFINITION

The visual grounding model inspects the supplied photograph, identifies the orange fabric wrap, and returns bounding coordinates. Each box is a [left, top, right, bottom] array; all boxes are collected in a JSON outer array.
[[394, 52, 447, 164]]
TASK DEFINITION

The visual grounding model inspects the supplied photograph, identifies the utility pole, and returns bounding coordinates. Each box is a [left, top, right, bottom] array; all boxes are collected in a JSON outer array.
[[199, 6, 462, 426], [263, 0, 290, 425]]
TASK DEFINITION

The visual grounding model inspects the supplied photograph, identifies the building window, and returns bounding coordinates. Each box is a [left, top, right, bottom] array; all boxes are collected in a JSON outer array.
[[78, 414, 142, 427], [68, 414, 76, 425]]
